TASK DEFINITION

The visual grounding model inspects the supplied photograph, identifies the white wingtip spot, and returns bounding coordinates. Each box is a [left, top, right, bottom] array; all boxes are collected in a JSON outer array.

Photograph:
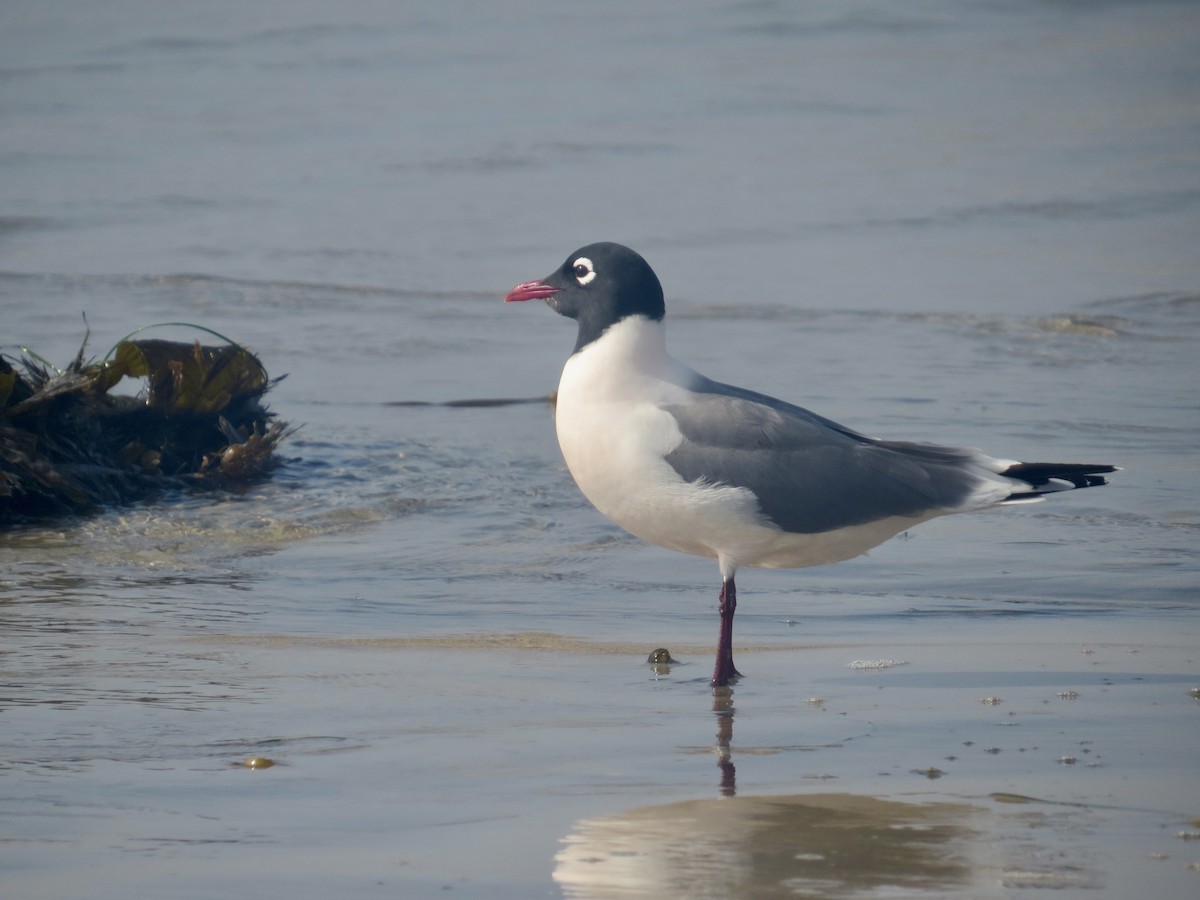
[[983, 456, 1021, 474], [1043, 477, 1077, 491]]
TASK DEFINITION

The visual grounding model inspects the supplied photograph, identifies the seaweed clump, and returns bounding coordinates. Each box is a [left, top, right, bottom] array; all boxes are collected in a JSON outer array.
[[1, 332, 292, 525]]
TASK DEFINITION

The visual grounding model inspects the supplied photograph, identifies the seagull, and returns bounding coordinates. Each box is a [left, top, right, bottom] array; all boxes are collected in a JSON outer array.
[[505, 242, 1117, 687]]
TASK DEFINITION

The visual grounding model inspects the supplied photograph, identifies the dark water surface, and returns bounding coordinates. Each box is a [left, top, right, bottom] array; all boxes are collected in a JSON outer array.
[[3, 2, 1199, 897]]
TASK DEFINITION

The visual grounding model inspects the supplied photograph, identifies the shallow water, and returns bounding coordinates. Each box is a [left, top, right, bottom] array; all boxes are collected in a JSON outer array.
[[3, 1, 1200, 897]]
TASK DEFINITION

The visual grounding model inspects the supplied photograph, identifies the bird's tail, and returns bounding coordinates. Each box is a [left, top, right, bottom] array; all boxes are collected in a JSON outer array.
[[999, 461, 1119, 503]]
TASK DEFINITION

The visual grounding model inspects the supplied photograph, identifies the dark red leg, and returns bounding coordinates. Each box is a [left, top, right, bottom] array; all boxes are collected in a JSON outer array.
[[710, 577, 742, 687]]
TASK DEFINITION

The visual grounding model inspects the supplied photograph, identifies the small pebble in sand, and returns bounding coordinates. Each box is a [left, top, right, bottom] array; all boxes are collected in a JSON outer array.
[[243, 756, 276, 769]]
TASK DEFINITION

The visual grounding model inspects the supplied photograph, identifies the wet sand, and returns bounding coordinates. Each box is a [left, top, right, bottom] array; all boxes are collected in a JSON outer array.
[[4, 617, 1196, 898]]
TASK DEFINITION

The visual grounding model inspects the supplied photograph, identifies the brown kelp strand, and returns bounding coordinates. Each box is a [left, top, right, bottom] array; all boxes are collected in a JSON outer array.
[[1, 332, 292, 524]]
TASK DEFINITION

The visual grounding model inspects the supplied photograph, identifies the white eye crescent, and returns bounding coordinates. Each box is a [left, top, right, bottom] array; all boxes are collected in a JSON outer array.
[[572, 257, 596, 286]]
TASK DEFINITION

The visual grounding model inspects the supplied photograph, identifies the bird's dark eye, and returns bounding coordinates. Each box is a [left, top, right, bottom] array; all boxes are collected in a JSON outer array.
[[571, 257, 596, 286]]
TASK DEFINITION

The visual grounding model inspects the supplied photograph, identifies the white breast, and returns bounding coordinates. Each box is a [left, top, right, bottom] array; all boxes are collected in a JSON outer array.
[[553, 319, 772, 565]]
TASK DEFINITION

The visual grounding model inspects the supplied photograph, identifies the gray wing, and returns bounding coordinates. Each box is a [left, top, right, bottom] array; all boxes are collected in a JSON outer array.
[[662, 378, 986, 534]]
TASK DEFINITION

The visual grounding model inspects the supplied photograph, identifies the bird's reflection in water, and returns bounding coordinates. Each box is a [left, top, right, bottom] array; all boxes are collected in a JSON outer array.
[[558, 676, 992, 897], [712, 686, 736, 796], [554, 792, 986, 899], [647, 649, 737, 793]]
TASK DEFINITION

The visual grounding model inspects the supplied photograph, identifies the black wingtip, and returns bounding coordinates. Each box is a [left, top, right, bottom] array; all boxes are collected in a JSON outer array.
[[1002, 461, 1119, 491]]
